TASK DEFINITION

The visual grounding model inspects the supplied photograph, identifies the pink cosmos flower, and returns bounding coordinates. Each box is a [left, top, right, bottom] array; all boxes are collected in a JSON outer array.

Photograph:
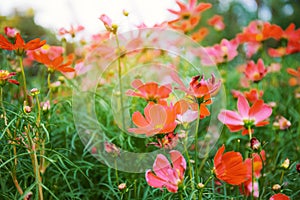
[[126, 79, 172, 102], [244, 59, 268, 82], [192, 39, 239, 66], [4, 27, 19, 38], [218, 95, 272, 135], [145, 150, 186, 193], [273, 116, 291, 130], [58, 25, 84, 37]]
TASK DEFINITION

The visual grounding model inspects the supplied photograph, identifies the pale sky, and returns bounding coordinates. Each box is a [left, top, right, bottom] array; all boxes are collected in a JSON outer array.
[[0, 0, 177, 37]]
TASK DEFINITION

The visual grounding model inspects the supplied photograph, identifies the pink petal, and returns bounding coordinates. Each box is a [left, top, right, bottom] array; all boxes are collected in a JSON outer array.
[[237, 95, 250, 118], [145, 170, 167, 188], [131, 79, 144, 89], [148, 105, 167, 130], [153, 154, 172, 180], [218, 110, 243, 125], [249, 101, 272, 123], [170, 150, 186, 180]]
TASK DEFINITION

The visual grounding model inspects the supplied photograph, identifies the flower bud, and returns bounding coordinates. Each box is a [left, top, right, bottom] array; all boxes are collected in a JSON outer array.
[[272, 184, 281, 191], [197, 183, 204, 189], [23, 105, 31, 113], [30, 88, 40, 96], [123, 9, 129, 16], [118, 183, 126, 190], [281, 158, 290, 169], [250, 137, 261, 150], [296, 163, 300, 173]]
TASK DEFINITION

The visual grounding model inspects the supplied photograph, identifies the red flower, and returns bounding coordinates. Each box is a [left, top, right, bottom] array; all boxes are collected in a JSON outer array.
[[270, 193, 290, 200], [244, 59, 268, 82], [168, 0, 211, 32], [0, 33, 46, 55], [0, 70, 19, 86], [33, 52, 75, 73], [213, 144, 249, 185], [126, 79, 172, 102]]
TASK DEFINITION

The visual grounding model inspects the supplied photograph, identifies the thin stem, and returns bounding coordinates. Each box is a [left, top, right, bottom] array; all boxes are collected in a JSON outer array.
[[248, 127, 254, 200], [199, 175, 213, 200], [115, 34, 126, 130], [194, 104, 200, 183], [18, 56, 28, 102], [114, 159, 119, 185], [183, 134, 195, 196], [279, 170, 285, 184]]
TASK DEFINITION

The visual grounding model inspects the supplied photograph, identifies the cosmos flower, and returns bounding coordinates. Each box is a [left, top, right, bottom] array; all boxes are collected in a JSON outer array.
[[0, 70, 19, 86], [167, 0, 211, 32], [244, 59, 268, 82], [213, 144, 249, 185], [33, 52, 75, 73], [269, 193, 290, 200], [128, 101, 177, 136], [207, 15, 225, 31], [126, 79, 172, 102], [145, 150, 186, 193], [0, 33, 46, 56], [218, 95, 272, 135]]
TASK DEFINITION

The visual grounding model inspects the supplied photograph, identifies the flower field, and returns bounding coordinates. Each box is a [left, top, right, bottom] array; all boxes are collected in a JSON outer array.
[[0, 0, 300, 199]]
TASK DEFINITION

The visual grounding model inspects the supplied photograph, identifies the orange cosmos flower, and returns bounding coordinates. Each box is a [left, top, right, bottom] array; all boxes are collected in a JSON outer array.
[[0, 70, 19, 86], [126, 79, 172, 102], [0, 33, 46, 55], [168, 0, 211, 32], [128, 101, 178, 136], [214, 144, 249, 185], [33, 52, 75, 73], [287, 67, 300, 86]]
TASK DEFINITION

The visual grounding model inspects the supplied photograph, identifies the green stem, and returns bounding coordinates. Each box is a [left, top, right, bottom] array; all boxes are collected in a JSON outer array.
[[248, 127, 254, 200], [18, 56, 28, 102], [183, 134, 195, 196], [279, 170, 285, 184], [258, 152, 265, 199], [199, 175, 213, 200], [194, 104, 200, 183], [0, 87, 12, 138], [114, 159, 119, 185], [115, 34, 126, 130]]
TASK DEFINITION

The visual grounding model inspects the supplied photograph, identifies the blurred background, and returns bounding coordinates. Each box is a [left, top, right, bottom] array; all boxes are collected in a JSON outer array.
[[0, 0, 299, 44]]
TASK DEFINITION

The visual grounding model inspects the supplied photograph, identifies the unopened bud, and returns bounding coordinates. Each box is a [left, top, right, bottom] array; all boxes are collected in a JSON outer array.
[[23, 105, 31, 113], [123, 9, 129, 16], [296, 163, 300, 173], [281, 158, 290, 169], [197, 183, 204, 189], [118, 183, 126, 190], [272, 184, 281, 191], [30, 88, 40, 96], [250, 137, 261, 150]]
